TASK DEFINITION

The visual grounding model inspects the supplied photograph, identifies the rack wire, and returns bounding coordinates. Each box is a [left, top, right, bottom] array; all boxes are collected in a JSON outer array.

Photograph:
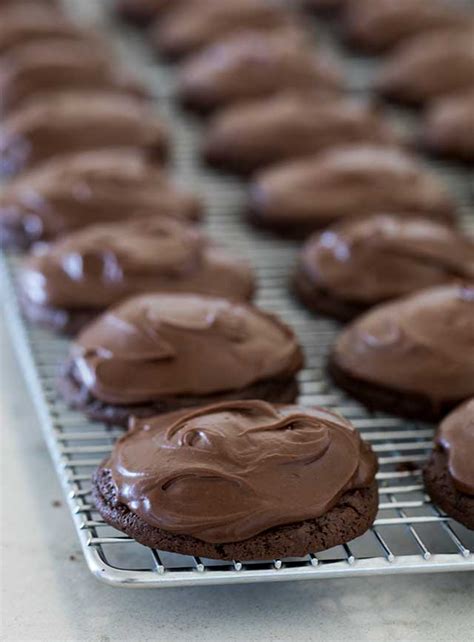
[[1, 0, 473, 587]]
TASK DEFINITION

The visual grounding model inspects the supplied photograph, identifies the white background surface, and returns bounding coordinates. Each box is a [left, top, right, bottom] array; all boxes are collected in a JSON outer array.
[[1, 310, 473, 642]]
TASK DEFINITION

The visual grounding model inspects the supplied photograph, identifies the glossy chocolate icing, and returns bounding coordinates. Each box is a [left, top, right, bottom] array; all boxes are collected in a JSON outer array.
[[177, 31, 342, 112], [423, 90, 474, 162], [0, 38, 145, 113], [204, 95, 400, 175], [344, 0, 470, 52], [151, 0, 298, 59], [21, 217, 255, 308], [0, 4, 89, 55], [250, 146, 456, 228], [436, 399, 474, 495], [0, 91, 169, 177], [333, 285, 474, 405], [377, 29, 474, 105], [0, 150, 200, 247], [105, 400, 378, 543], [70, 294, 303, 404], [299, 215, 474, 303]]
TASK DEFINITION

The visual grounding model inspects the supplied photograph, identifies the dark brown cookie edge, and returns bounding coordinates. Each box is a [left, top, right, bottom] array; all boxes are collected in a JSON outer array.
[[423, 448, 474, 530], [327, 354, 463, 422], [58, 360, 301, 427], [92, 465, 379, 560], [292, 266, 368, 322]]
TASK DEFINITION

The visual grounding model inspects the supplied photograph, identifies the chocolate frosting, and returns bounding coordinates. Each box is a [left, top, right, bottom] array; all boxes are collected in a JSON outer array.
[[0, 150, 200, 246], [104, 400, 378, 543], [300, 214, 474, 303], [250, 145, 456, 227], [204, 95, 400, 174], [152, 0, 300, 59], [178, 31, 342, 112], [423, 90, 474, 162], [21, 217, 255, 308], [436, 398, 474, 495], [0, 91, 169, 177], [0, 4, 89, 55], [0, 38, 145, 113], [70, 294, 303, 404], [377, 30, 474, 104], [333, 285, 474, 404], [344, 0, 470, 52]]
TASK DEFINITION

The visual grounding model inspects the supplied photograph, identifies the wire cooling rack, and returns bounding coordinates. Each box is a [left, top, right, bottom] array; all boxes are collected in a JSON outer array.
[[1, 0, 474, 587]]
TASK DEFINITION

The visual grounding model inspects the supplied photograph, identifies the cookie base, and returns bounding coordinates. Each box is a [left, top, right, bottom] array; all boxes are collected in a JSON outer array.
[[293, 267, 369, 322], [93, 466, 379, 560], [423, 449, 474, 530], [20, 295, 97, 336], [328, 355, 463, 422], [58, 361, 300, 427]]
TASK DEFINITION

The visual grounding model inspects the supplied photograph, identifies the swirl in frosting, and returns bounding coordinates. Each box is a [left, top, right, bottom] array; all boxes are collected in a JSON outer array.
[[70, 293, 303, 403], [105, 400, 378, 542]]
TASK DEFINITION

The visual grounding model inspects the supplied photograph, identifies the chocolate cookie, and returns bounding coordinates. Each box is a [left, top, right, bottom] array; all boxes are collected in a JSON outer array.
[[0, 149, 200, 250], [150, 0, 299, 59], [0, 38, 146, 114], [59, 293, 303, 426], [423, 399, 474, 530], [422, 90, 474, 163], [248, 145, 456, 236], [329, 285, 474, 421], [20, 217, 256, 334], [0, 91, 169, 178], [0, 3, 90, 55], [203, 95, 400, 176], [344, 0, 470, 53], [177, 31, 342, 114], [92, 400, 379, 559], [294, 215, 474, 321], [376, 29, 474, 106]]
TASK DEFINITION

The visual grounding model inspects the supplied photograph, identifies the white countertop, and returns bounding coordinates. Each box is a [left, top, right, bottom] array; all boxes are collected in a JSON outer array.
[[1, 309, 473, 642]]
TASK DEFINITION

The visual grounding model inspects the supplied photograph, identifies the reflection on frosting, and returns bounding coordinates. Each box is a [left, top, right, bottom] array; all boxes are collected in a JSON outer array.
[[106, 400, 378, 542], [301, 215, 474, 303], [21, 217, 255, 307], [71, 294, 303, 403], [334, 285, 474, 402], [0, 149, 200, 245], [0, 91, 168, 176], [436, 398, 474, 495]]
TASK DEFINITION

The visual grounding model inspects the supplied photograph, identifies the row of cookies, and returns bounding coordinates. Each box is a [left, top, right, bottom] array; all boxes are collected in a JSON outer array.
[[309, 0, 474, 162], [0, 1, 261, 332], [109, 0, 474, 547], [117, 0, 474, 540], [132, 0, 474, 418], [0, 1, 384, 560], [1, 1, 471, 557], [116, 0, 474, 161]]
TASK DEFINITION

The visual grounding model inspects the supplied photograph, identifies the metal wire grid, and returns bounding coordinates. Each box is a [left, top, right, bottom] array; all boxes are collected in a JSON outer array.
[[1, 1, 474, 587]]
